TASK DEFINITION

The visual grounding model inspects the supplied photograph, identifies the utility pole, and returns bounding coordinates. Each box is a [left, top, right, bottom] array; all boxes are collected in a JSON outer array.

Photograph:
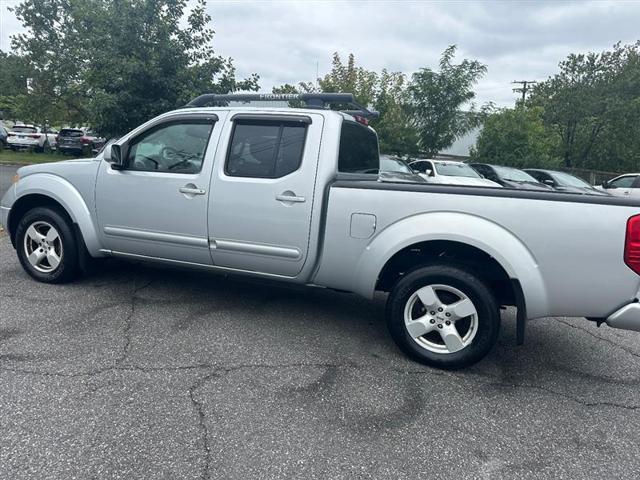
[[512, 80, 537, 102]]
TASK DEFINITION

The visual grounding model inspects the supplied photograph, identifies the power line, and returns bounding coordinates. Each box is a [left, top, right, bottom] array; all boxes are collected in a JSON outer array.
[[512, 80, 537, 102]]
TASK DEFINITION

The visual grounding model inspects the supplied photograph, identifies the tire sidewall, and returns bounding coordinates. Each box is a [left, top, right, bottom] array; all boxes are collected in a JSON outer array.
[[387, 264, 500, 369], [15, 207, 79, 283]]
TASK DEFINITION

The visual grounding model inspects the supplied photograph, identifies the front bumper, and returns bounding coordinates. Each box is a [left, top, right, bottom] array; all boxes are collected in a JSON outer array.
[[606, 302, 640, 332]]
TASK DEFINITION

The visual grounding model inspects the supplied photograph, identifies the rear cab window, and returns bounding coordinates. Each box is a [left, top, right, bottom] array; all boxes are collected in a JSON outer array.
[[338, 120, 379, 174]]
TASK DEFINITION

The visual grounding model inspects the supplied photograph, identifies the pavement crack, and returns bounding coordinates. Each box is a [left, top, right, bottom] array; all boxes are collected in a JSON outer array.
[[489, 381, 640, 411], [116, 278, 154, 365], [556, 318, 640, 360], [0, 363, 214, 378], [188, 369, 221, 480], [3, 361, 637, 413]]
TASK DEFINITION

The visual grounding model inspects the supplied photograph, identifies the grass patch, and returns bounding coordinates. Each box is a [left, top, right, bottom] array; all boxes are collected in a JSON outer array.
[[0, 149, 83, 165]]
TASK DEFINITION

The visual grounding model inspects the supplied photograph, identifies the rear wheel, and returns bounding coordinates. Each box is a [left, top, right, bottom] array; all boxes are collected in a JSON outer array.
[[15, 207, 80, 283], [386, 264, 500, 369]]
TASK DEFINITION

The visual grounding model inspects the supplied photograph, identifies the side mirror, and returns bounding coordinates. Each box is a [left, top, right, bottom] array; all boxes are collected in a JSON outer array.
[[543, 179, 555, 187], [425, 169, 434, 177], [104, 143, 125, 170], [601, 180, 610, 189]]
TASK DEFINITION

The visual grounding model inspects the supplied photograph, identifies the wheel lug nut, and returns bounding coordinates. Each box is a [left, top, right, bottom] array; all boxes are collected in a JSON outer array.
[[445, 313, 451, 317], [438, 307, 443, 312], [437, 324, 443, 329], [445, 320, 451, 326], [430, 311, 436, 315], [429, 319, 435, 324]]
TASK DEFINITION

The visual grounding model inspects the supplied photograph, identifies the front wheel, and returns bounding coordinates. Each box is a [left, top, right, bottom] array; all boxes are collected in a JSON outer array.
[[15, 207, 80, 283], [386, 264, 500, 369]]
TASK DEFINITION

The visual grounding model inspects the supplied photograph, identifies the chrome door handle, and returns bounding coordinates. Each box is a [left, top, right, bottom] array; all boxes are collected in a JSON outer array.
[[179, 186, 206, 195], [276, 193, 306, 203]]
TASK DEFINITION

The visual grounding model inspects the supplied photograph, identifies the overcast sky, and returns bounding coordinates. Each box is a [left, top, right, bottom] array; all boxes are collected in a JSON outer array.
[[1, 0, 639, 106]]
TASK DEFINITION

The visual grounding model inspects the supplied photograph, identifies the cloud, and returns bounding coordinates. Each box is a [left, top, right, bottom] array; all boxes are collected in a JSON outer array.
[[2, 0, 639, 106]]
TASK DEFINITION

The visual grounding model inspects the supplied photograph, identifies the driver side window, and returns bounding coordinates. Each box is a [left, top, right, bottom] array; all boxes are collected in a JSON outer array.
[[610, 176, 637, 189], [126, 121, 214, 174]]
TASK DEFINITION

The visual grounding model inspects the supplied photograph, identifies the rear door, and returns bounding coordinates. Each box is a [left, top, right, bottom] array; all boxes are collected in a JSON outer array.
[[208, 112, 323, 277]]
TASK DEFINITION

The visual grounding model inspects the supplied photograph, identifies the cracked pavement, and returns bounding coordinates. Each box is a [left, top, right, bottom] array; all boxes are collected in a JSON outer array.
[[1, 235, 640, 479]]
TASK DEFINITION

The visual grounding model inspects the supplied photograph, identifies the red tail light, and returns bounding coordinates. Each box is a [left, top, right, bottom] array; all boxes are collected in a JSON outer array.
[[81, 137, 91, 145], [625, 215, 640, 275], [353, 115, 369, 126]]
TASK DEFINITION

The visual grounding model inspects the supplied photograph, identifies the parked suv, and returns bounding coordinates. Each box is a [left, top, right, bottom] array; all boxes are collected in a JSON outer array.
[[600, 174, 640, 199], [6, 124, 58, 151], [57, 128, 106, 155]]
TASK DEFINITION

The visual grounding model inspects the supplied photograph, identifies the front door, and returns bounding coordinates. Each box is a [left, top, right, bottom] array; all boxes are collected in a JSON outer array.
[[95, 113, 224, 264], [208, 113, 323, 277], [607, 175, 638, 197]]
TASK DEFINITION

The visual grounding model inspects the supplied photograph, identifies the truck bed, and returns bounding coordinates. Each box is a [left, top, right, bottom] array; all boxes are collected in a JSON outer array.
[[313, 179, 640, 320]]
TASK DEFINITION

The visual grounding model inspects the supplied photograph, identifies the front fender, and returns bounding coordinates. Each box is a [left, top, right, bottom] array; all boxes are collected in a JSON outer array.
[[353, 211, 549, 319], [11, 173, 103, 255]]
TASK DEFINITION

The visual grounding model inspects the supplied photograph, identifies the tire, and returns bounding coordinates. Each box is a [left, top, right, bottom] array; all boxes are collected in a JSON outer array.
[[386, 263, 500, 370], [15, 207, 80, 283]]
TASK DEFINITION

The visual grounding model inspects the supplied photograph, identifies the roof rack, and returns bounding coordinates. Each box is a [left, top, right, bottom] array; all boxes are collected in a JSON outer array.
[[184, 93, 380, 119]]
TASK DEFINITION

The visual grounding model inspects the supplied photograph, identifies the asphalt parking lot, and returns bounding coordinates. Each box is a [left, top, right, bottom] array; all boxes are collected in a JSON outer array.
[[1, 234, 640, 479]]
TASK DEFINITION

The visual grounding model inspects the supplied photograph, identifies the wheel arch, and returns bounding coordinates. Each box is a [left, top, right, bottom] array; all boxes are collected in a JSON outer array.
[[353, 211, 549, 320], [8, 174, 102, 255]]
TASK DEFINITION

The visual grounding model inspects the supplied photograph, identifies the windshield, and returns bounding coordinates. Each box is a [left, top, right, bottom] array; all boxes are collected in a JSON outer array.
[[493, 166, 539, 182], [434, 162, 481, 178], [380, 157, 413, 174], [12, 126, 37, 133], [552, 171, 592, 188]]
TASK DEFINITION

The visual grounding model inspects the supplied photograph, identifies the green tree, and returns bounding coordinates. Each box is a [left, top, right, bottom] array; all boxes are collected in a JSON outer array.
[[0, 53, 31, 120], [10, 0, 259, 136], [529, 42, 640, 172], [470, 106, 560, 168], [374, 69, 418, 156], [273, 53, 418, 156], [407, 45, 488, 157], [318, 53, 378, 107]]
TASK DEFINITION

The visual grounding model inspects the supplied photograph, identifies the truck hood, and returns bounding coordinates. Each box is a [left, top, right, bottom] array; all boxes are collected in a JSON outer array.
[[17, 157, 97, 178]]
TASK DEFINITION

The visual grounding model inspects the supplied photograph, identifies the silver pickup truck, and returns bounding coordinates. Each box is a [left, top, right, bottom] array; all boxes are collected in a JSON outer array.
[[2, 93, 639, 369]]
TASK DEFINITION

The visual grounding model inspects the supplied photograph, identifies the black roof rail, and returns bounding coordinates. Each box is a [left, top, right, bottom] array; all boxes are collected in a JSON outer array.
[[184, 93, 380, 119]]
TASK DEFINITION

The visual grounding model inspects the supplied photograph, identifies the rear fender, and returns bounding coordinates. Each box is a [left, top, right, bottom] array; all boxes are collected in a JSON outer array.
[[354, 211, 549, 319]]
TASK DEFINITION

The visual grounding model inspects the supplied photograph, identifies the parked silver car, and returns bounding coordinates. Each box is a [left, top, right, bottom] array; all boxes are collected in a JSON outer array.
[[524, 169, 610, 196], [1, 93, 639, 369]]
